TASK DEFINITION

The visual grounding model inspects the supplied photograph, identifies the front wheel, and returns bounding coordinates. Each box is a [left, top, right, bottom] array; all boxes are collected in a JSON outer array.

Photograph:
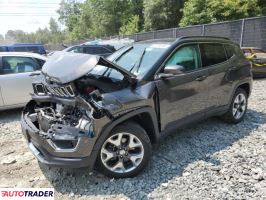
[[96, 122, 152, 178], [221, 88, 248, 124]]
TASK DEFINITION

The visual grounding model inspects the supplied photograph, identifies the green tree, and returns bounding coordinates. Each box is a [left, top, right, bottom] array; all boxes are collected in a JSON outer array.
[[59, 0, 144, 39], [57, 0, 81, 25], [0, 34, 4, 40], [144, 0, 185, 31], [49, 17, 60, 33], [120, 15, 140, 35], [180, 0, 264, 27]]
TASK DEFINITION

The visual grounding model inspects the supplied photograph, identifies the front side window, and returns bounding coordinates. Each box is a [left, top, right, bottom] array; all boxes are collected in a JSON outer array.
[[0, 56, 40, 75], [166, 44, 200, 72], [200, 43, 227, 67]]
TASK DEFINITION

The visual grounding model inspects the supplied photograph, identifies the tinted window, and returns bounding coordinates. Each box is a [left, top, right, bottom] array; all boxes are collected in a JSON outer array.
[[83, 46, 111, 55], [36, 58, 46, 67], [13, 46, 27, 52], [97, 47, 112, 54], [200, 43, 227, 67], [27, 46, 39, 53], [0, 56, 40, 75], [253, 49, 265, 53], [166, 44, 200, 72], [242, 49, 251, 55], [0, 47, 7, 52], [224, 44, 236, 58], [68, 46, 83, 53]]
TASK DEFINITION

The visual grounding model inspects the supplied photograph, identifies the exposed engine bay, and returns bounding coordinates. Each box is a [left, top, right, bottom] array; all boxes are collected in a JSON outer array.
[[23, 52, 137, 150], [26, 102, 94, 141], [25, 74, 122, 149]]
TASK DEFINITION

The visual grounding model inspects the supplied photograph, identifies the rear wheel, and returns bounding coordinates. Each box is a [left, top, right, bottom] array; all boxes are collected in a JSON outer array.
[[221, 88, 248, 124], [97, 122, 152, 178]]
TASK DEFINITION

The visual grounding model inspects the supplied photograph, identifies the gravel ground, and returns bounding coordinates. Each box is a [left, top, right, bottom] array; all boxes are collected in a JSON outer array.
[[0, 79, 266, 200]]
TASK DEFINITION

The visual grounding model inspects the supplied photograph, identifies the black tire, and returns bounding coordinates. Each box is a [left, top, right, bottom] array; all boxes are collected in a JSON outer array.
[[96, 122, 152, 178], [221, 88, 248, 124]]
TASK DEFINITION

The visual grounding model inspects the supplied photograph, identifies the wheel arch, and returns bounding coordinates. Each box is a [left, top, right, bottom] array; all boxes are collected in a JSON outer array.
[[90, 107, 160, 170]]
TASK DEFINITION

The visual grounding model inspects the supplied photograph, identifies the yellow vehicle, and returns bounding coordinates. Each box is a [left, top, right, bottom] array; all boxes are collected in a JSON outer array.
[[241, 47, 266, 77]]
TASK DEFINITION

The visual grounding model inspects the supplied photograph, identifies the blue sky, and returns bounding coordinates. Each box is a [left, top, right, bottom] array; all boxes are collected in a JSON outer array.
[[0, 0, 62, 37]]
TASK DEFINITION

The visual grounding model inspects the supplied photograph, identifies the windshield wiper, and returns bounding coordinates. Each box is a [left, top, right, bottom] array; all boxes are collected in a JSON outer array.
[[134, 48, 146, 73], [114, 46, 133, 62]]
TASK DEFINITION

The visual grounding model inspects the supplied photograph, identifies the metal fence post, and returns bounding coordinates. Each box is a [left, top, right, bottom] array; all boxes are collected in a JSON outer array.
[[202, 25, 205, 36], [135, 33, 138, 41], [153, 31, 155, 39], [240, 19, 245, 47], [173, 28, 177, 38]]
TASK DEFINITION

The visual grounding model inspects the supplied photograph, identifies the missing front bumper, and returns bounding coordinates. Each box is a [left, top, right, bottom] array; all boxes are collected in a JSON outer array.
[[21, 112, 97, 168]]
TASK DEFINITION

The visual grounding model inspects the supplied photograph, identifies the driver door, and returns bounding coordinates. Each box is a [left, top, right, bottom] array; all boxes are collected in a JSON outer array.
[[155, 44, 210, 131]]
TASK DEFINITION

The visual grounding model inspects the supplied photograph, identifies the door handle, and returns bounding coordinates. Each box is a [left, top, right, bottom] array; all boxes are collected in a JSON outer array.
[[195, 75, 207, 81], [29, 72, 41, 76]]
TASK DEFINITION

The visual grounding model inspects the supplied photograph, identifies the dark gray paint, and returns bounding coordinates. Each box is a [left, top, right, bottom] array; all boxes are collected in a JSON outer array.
[[21, 37, 252, 169]]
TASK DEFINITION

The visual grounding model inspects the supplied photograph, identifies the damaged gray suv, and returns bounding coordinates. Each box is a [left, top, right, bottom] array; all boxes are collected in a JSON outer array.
[[21, 36, 252, 178]]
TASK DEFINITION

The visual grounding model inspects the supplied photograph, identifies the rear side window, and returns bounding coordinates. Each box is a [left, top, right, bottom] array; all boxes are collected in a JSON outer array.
[[224, 44, 236, 59], [200, 43, 227, 67], [13, 46, 27, 52], [0, 47, 7, 52], [27, 46, 39, 53]]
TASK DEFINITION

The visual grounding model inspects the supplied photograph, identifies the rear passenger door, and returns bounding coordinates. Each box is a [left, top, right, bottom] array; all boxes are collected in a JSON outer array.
[[199, 43, 232, 109], [0, 56, 42, 106]]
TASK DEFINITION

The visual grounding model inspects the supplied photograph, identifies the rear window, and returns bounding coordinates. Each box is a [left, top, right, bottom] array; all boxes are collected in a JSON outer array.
[[200, 43, 227, 67]]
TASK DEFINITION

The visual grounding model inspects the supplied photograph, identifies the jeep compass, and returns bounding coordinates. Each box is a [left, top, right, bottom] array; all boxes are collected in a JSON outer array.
[[21, 37, 252, 178]]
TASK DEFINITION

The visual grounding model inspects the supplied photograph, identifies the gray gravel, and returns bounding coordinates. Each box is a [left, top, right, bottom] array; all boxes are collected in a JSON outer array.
[[1, 79, 266, 200]]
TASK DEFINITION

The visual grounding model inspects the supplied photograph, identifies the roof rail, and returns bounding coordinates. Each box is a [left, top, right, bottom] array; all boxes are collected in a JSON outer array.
[[179, 36, 230, 40]]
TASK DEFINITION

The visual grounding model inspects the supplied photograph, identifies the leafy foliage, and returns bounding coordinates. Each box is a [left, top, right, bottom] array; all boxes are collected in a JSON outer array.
[[3, 0, 266, 44], [143, 0, 184, 31], [180, 0, 264, 27]]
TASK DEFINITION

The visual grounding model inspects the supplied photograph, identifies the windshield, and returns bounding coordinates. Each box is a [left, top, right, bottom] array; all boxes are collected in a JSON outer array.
[[87, 43, 170, 81]]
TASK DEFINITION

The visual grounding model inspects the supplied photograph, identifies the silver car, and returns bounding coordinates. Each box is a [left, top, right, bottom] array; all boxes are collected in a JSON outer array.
[[0, 52, 47, 110]]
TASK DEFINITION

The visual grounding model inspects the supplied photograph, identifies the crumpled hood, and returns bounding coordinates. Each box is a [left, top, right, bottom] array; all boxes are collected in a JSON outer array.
[[42, 51, 136, 84]]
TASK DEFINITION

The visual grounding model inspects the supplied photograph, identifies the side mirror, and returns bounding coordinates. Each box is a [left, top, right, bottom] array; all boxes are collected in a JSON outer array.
[[157, 65, 185, 79], [164, 65, 185, 74]]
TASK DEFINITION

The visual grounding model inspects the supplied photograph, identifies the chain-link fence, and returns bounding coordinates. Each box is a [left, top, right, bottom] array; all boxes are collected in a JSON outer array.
[[46, 16, 266, 50]]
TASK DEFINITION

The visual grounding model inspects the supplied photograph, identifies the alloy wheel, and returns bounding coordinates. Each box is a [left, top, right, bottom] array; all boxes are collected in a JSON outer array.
[[232, 93, 247, 120], [100, 132, 144, 173]]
